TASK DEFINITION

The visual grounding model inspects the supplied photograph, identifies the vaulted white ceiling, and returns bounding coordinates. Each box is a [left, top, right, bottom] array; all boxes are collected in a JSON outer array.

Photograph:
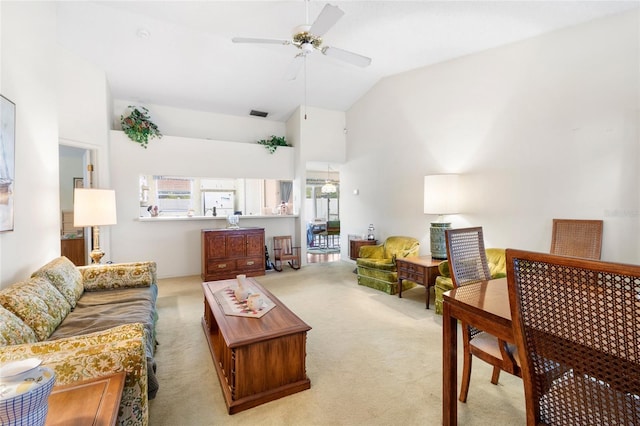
[[56, 1, 639, 122]]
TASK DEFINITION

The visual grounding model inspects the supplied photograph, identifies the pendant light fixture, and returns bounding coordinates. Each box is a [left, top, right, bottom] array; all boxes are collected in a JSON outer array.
[[321, 164, 336, 194]]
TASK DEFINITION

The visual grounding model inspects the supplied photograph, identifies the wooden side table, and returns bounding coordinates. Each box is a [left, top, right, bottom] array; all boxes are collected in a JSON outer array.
[[46, 372, 125, 426], [349, 238, 377, 261], [396, 256, 442, 309]]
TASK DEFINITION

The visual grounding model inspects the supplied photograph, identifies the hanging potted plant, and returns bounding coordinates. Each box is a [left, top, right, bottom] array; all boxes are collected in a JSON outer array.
[[257, 135, 289, 154], [120, 106, 163, 148]]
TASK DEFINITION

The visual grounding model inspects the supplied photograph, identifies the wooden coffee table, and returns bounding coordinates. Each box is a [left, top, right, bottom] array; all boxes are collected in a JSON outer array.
[[202, 278, 311, 414], [46, 372, 125, 426]]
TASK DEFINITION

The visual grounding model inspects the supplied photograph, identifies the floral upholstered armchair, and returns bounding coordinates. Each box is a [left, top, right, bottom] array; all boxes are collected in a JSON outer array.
[[433, 248, 507, 315], [356, 236, 420, 294]]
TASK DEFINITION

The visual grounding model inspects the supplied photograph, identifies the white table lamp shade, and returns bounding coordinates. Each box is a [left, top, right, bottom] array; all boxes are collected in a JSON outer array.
[[73, 189, 117, 227], [423, 174, 460, 215]]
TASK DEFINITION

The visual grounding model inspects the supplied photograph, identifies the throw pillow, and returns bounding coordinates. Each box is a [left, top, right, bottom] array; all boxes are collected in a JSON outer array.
[[32, 256, 84, 308], [0, 277, 71, 341], [0, 305, 38, 345]]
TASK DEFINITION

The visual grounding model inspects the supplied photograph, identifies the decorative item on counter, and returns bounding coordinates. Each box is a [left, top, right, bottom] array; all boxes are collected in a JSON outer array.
[[212, 206, 217, 217], [247, 293, 265, 311], [0, 358, 56, 426], [367, 224, 375, 240], [227, 214, 240, 229], [120, 105, 162, 148], [257, 135, 289, 154], [234, 274, 249, 302]]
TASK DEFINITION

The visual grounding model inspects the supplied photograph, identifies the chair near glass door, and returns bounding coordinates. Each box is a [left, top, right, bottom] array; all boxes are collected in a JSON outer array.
[[273, 236, 301, 271]]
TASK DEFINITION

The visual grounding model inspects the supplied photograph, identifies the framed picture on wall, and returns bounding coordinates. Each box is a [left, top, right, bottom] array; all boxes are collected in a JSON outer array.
[[74, 177, 84, 189], [0, 94, 16, 232]]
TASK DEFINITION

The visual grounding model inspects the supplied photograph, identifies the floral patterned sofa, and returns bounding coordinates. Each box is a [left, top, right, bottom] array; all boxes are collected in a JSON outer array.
[[0, 256, 159, 426]]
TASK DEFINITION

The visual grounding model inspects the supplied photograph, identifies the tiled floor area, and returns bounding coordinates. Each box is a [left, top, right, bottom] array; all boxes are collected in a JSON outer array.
[[306, 251, 341, 264]]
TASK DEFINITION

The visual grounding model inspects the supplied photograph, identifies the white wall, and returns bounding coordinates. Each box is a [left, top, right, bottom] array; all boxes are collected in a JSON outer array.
[[286, 106, 347, 261], [343, 9, 640, 263], [0, 2, 59, 287], [109, 130, 297, 278]]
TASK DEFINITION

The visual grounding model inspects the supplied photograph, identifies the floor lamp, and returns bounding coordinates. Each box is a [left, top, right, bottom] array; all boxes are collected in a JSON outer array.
[[423, 174, 459, 259], [73, 188, 117, 264]]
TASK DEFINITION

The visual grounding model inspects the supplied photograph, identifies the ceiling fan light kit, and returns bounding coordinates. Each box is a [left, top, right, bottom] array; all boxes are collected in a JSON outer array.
[[232, 2, 372, 79]]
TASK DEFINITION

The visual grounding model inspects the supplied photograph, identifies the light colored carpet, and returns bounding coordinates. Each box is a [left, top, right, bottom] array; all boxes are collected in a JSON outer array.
[[149, 261, 525, 425]]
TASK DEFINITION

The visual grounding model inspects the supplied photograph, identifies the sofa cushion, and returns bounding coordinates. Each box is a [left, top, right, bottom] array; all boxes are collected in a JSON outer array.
[[32, 256, 84, 308], [80, 262, 156, 291], [356, 258, 397, 271], [0, 305, 38, 346], [486, 248, 507, 278], [49, 285, 158, 359], [438, 260, 450, 277], [0, 277, 71, 341]]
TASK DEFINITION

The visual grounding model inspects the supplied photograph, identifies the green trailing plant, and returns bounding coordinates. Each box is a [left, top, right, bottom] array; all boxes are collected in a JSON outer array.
[[257, 135, 289, 154], [120, 106, 162, 148]]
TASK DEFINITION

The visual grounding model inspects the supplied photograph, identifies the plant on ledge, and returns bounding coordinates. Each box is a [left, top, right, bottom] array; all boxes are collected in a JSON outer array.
[[120, 106, 163, 148], [257, 135, 289, 154]]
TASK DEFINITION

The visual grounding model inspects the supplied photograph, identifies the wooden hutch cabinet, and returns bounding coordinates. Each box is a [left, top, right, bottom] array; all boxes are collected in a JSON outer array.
[[201, 228, 265, 281], [61, 237, 86, 266]]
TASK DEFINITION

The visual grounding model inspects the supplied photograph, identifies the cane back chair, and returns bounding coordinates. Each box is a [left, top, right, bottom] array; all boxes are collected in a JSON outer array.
[[445, 227, 520, 402], [550, 219, 603, 260], [506, 249, 640, 425], [273, 236, 301, 272]]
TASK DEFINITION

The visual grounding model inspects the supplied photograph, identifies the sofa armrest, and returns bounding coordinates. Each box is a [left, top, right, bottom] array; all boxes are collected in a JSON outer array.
[[79, 261, 157, 291], [0, 323, 149, 426], [358, 244, 385, 259]]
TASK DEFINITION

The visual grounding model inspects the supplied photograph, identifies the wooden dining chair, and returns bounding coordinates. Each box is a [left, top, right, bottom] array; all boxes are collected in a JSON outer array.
[[273, 235, 301, 272], [445, 227, 520, 403], [550, 218, 603, 260], [506, 249, 640, 425]]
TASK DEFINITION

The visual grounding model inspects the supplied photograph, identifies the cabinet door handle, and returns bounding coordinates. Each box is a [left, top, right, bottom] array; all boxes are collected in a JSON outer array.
[[246, 261, 254, 266], [218, 264, 227, 268]]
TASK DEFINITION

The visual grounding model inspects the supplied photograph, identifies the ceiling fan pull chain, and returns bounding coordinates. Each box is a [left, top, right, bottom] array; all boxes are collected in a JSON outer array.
[[304, 55, 308, 120]]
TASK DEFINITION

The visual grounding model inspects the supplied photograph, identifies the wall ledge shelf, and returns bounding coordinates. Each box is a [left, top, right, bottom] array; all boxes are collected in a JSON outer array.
[[137, 215, 298, 222]]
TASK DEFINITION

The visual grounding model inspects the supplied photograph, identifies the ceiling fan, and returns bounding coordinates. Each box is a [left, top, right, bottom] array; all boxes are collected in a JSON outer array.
[[232, 2, 372, 80]]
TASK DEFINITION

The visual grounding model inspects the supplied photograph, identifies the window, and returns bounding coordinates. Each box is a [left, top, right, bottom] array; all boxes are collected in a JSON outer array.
[[155, 176, 192, 214]]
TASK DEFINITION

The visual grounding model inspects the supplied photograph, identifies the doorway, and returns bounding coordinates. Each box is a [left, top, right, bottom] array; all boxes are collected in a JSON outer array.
[[59, 144, 90, 265], [305, 163, 340, 264]]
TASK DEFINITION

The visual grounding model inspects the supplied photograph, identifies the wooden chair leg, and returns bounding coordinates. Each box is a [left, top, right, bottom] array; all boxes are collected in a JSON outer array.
[[490, 366, 500, 385], [459, 350, 473, 403], [288, 260, 300, 270], [274, 258, 283, 272]]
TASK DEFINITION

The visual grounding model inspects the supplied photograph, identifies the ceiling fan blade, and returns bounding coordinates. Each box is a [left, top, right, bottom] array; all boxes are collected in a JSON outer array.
[[232, 37, 290, 46], [309, 4, 344, 36], [285, 55, 305, 81], [321, 46, 372, 68]]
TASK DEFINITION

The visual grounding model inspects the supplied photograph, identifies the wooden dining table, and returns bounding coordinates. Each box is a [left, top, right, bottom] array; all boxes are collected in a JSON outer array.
[[442, 277, 513, 426]]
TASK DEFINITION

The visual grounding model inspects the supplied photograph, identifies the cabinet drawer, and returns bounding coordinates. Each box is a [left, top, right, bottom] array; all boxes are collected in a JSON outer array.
[[237, 257, 262, 271], [208, 260, 236, 274], [403, 271, 424, 282]]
